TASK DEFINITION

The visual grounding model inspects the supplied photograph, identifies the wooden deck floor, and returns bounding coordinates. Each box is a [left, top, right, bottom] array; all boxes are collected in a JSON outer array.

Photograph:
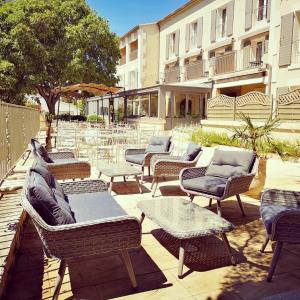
[[2, 157, 300, 300]]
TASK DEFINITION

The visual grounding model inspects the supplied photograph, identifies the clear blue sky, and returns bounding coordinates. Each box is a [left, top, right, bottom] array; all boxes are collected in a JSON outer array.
[[87, 0, 188, 36]]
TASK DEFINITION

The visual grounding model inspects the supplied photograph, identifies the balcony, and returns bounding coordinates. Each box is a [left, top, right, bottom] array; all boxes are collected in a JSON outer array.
[[164, 66, 181, 83], [119, 56, 126, 66], [185, 60, 207, 80], [130, 49, 138, 61], [292, 40, 300, 64], [210, 43, 268, 76]]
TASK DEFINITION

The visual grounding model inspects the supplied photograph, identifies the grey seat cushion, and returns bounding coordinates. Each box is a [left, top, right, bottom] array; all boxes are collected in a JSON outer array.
[[125, 153, 145, 165], [182, 176, 227, 197], [27, 171, 75, 225], [260, 203, 295, 234], [182, 142, 202, 161], [31, 138, 53, 163], [145, 136, 171, 153], [52, 158, 79, 164], [206, 149, 255, 179], [67, 192, 127, 223]]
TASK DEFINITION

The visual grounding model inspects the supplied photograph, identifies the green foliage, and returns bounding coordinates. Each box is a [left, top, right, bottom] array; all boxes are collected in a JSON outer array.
[[87, 114, 103, 123], [191, 127, 300, 160], [230, 113, 281, 157], [76, 99, 86, 116], [0, 0, 120, 104]]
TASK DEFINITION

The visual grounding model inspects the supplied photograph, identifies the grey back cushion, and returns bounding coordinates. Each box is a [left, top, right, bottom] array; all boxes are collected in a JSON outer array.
[[182, 142, 202, 161], [206, 149, 255, 179], [31, 138, 53, 163], [27, 170, 75, 225], [145, 136, 171, 153]]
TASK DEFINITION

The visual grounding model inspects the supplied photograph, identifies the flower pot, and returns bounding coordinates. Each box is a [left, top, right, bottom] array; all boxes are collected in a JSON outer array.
[[245, 157, 267, 200]]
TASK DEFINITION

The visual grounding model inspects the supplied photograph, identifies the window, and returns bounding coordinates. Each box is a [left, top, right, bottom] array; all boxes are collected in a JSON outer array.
[[257, 0, 268, 21], [220, 8, 227, 38], [169, 32, 176, 57], [190, 22, 198, 49]]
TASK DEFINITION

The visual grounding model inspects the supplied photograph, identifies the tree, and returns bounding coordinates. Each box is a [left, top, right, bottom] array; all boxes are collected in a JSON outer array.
[[0, 0, 120, 146]]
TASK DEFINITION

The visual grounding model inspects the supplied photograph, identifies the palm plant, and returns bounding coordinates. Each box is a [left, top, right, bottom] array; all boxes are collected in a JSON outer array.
[[231, 113, 282, 157]]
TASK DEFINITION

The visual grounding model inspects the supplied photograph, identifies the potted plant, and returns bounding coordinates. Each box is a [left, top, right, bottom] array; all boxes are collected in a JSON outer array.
[[230, 113, 281, 199]]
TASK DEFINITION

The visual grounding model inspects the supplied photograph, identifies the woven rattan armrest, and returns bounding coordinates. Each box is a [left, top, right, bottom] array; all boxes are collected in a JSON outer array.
[[144, 151, 171, 166], [179, 166, 208, 181], [60, 179, 107, 194], [47, 161, 91, 180], [261, 189, 300, 207], [223, 173, 255, 198], [125, 148, 146, 156], [48, 151, 75, 160], [32, 215, 141, 259]]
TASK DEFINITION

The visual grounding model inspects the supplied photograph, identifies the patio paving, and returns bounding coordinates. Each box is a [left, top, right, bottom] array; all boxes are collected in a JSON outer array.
[[2, 155, 300, 300]]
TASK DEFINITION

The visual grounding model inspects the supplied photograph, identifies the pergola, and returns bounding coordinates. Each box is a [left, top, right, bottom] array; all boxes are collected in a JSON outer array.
[[53, 83, 124, 123]]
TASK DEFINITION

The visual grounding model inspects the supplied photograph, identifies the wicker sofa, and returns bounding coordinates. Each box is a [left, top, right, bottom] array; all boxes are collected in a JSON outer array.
[[22, 159, 141, 299], [125, 136, 172, 182], [150, 142, 203, 197], [180, 149, 256, 217], [260, 188, 300, 282], [31, 138, 91, 180]]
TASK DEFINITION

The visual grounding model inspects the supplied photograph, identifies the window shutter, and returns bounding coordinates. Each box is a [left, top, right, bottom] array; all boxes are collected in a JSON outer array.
[[227, 1, 234, 37], [175, 29, 180, 56], [210, 10, 217, 43], [279, 13, 294, 67], [197, 17, 203, 48], [267, 0, 271, 22], [245, 0, 253, 31], [185, 24, 190, 52], [165, 34, 170, 60]]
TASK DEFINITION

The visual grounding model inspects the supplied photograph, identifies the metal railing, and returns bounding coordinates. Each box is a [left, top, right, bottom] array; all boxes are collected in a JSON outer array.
[[292, 40, 300, 64], [130, 49, 138, 61], [164, 66, 181, 83], [185, 60, 208, 80], [0, 101, 40, 181]]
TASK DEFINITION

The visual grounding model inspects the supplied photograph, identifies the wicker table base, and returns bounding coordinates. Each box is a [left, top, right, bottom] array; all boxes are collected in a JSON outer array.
[[98, 163, 143, 194], [138, 197, 236, 278]]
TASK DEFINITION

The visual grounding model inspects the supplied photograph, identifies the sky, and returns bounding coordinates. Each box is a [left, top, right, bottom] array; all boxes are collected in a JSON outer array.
[[87, 0, 189, 36]]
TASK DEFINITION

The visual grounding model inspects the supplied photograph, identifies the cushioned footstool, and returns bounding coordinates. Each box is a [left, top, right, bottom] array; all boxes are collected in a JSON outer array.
[[138, 197, 236, 278]]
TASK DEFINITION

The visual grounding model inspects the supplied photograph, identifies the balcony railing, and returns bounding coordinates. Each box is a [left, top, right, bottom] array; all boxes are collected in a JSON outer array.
[[209, 43, 268, 76], [130, 49, 138, 61], [185, 60, 207, 80], [164, 66, 181, 83], [119, 56, 126, 66], [210, 51, 236, 75], [292, 40, 300, 64]]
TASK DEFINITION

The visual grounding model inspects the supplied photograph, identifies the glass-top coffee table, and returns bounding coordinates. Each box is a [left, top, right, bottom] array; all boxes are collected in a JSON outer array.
[[98, 163, 143, 194], [138, 197, 236, 278]]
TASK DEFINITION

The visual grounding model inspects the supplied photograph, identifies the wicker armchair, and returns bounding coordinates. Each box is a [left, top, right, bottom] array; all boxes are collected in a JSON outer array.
[[179, 149, 256, 217], [150, 146, 203, 197], [31, 139, 91, 180], [125, 136, 172, 182], [22, 177, 141, 300], [260, 189, 300, 282]]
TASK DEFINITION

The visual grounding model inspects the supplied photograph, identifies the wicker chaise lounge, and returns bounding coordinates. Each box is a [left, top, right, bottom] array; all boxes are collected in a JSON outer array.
[[150, 142, 202, 197], [22, 159, 141, 300], [260, 188, 300, 282], [31, 138, 91, 180], [125, 136, 172, 182], [180, 149, 256, 216]]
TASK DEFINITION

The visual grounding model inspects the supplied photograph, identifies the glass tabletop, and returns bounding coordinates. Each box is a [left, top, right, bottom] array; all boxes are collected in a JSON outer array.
[[97, 163, 142, 177], [138, 197, 234, 239]]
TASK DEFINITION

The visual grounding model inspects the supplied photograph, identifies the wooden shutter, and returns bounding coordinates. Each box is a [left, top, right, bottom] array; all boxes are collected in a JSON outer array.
[[267, 0, 271, 22], [197, 17, 203, 48], [279, 13, 294, 67], [175, 29, 180, 56], [185, 24, 190, 52], [227, 1, 234, 37], [245, 0, 253, 31], [165, 34, 170, 60], [210, 10, 217, 43]]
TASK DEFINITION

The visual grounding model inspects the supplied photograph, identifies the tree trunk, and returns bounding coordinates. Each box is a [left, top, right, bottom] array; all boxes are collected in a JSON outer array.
[[36, 85, 60, 150]]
